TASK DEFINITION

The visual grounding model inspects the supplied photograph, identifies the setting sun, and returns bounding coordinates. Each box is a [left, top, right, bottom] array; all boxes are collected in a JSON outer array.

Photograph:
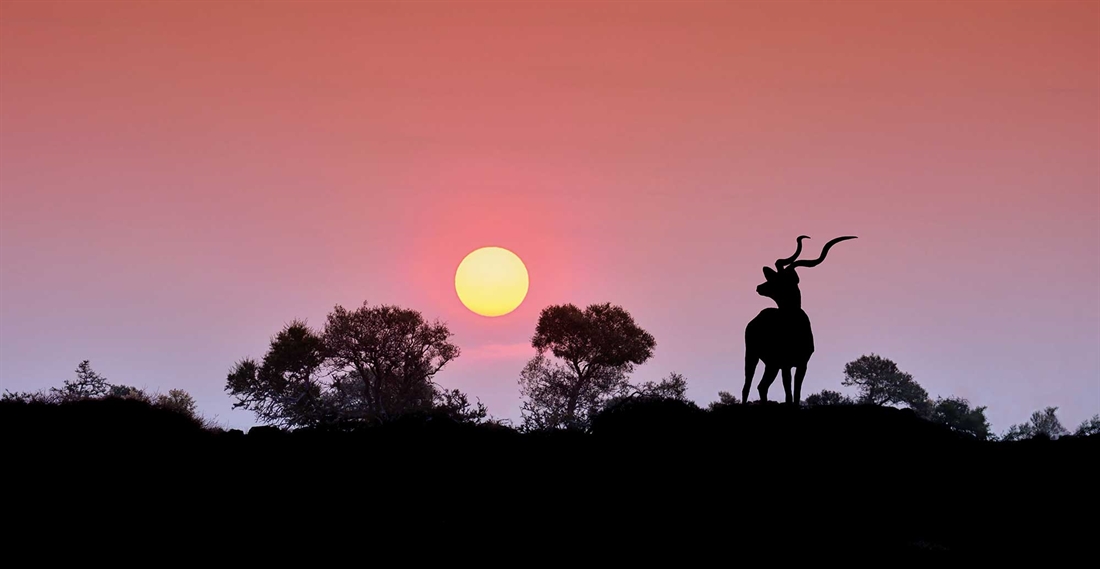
[[455, 247, 529, 317]]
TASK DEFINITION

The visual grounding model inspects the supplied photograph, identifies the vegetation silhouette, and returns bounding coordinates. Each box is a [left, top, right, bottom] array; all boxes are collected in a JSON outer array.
[[518, 302, 664, 431], [224, 302, 487, 430], [743, 235, 857, 404], [3, 393, 1096, 557], [3, 302, 1097, 557]]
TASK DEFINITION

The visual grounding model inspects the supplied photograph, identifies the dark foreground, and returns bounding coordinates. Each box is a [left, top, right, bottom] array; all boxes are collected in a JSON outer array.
[[2, 397, 1096, 561]]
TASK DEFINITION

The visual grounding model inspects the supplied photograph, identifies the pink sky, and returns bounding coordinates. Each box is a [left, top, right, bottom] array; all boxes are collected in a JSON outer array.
[[2, 1, 1097, 432]]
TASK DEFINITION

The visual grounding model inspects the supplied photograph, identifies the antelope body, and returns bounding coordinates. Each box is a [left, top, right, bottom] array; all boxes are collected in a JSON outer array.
[[742, 235, 856, 405]]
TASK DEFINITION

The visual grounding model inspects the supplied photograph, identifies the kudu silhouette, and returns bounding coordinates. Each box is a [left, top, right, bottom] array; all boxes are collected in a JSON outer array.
[[742, 235, 857, 405]]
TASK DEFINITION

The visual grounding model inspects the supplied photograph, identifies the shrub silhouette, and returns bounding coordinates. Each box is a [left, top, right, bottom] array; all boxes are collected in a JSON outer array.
[[590, 395, 705, 438], [1, 396, 208, 450]]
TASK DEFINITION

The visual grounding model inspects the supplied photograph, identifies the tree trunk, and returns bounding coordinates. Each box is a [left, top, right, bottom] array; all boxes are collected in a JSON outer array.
[[565, 391, 579, 427], [564, 368, 589, 429], [373, 373, 385, 418], [354, 363, 377, 420]]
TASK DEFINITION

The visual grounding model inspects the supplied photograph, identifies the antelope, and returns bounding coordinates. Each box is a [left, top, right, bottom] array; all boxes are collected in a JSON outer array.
[[742, 235, 857, 405]]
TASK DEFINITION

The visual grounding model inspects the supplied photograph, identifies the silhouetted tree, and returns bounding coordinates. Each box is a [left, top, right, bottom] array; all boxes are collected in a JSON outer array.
[[109, 384, 144, 398], [804, 390, 855, 407], [929, 396, 991, 440], [432, 388, 488, 423], [323, 303, 460, 420], [51, 360, 111, 401], [108, 384, 153, 404], [601, 372, 690, 415], [707, 391, 741, 411], [517, 355, 574, 430], [1028, 406, 1068, 439], [519, 303, 656, 431], [1075, 414, 1100, 437], [1002, 406, 1069, 441], [226, 302, 480, 428], [841, 354, 929, 413], [226, 320, 329, 428], [632, 372, 688, 401], [154, 389, 198, 419]]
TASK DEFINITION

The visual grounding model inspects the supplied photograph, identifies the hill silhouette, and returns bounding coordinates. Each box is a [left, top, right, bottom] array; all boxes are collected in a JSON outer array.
[[2, 397, 1095, 559]]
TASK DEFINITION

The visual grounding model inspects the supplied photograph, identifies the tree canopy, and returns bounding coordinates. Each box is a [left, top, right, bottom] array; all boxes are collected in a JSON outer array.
[[226, 320, 327, 428], [804, 390, 855, 407], [55, 360, 111, 401], [929, 396, 991, 440], [1002, 407, 1069, 441], [519, 303, 656, 431], [1074, 415, 1100, 437], [226, 302, 484, 429], [819, 357, 995, 440], [707, 391, 741, 411], [841, 354, 929, 411]]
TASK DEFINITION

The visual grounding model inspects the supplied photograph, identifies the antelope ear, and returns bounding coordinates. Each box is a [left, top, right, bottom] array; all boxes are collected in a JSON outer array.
[[762, 266, 777, 281]]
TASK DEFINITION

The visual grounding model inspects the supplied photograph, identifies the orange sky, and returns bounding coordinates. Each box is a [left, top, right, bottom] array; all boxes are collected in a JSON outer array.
[[1, 1, 1097, 431]]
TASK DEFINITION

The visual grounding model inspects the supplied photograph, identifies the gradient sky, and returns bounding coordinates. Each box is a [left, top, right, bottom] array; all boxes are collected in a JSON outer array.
[[2, 1, 1097, 433]]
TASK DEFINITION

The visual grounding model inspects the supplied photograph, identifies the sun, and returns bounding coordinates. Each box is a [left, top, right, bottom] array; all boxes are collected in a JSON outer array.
[[455, 246, 529, 317]]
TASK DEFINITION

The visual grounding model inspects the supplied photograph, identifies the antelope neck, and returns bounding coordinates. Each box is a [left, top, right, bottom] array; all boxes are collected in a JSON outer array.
[[773, 290, 802, 310]]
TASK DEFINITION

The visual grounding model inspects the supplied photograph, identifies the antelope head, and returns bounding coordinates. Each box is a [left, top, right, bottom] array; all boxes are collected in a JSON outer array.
[[757, 235, 857, 308]]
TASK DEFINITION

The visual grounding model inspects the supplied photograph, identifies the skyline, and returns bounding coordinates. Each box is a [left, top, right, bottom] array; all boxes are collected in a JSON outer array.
[[1, 1, 1098, 431]]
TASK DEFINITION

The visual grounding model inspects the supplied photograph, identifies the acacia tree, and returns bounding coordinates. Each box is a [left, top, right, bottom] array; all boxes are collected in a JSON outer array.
[[518, 303, 656, 431], [226, 302, 483, 428], [323, 303, 464, 420], [841, 354, 929, 413]]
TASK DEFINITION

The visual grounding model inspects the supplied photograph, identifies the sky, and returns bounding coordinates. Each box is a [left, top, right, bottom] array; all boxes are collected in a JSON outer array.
[[1, 1, 1097, 433]]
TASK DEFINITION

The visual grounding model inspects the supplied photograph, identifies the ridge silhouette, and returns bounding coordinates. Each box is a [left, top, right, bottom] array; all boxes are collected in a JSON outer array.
[[2, 395, 1096, 558], [743, 235, 857, 404]]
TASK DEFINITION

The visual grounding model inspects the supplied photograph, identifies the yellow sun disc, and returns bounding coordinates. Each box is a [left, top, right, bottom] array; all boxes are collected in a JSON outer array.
[[455, 246, 529, 317]]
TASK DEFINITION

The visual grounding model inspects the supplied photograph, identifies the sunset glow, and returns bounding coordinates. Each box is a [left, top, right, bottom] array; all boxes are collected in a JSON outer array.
[[0, 0, 1096, 432], [455, 247, 529, 317]]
